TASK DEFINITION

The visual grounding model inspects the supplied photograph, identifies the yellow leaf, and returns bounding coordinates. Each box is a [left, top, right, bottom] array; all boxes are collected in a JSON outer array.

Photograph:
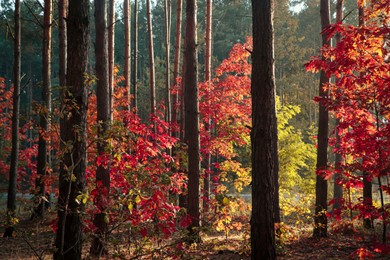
[[135, 195, 141, 204]]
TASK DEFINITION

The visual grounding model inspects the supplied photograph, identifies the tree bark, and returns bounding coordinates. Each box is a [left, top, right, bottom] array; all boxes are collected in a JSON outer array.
[[164, 0, 171, 124], [172, 0, 182, 136], [132, 0, 138, 111], [124, 0, 131, 110], [357, 1, 372, 230], [333, 0, 344, 211], [4, 0, 21, 238], [184, 0, 200, 241], [108, 0, 115, 119], [90, 0, 110, 255], [250, 0, 277, 258], [147, 0, 156, 117], [313, 0, 330, 238], [35, 0, 53, 218], [203, 0, 212, 213], [54, 0, 89, 258], [59, 0, 67, 87], [172, 0, 183, 136]]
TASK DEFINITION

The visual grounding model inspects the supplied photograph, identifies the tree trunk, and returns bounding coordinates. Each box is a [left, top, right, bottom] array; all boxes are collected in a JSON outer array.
[[59, 0, 67, 87], [90, 0, 110, 255], [54, 0, 89, 258], [333, 0, 344, 212], [132, 0, 138, 111], [203, 0, 212, 213], [357, 2, 372, 230], [147, 0, 156, 117], [313, 0, 330, 238], [250, 0, 277, 258], [164, 0, 171, 124], [184, 0, 200, 242], [108, 0, 115, 119], [172, 0, 183, 138], [124, 0, 131, 110], [3, 0, 21, 238], [35, 0, 53, 219]]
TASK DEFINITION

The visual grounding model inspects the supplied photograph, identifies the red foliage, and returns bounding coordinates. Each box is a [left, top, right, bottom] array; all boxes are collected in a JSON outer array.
[[306, 0, 390, 226]]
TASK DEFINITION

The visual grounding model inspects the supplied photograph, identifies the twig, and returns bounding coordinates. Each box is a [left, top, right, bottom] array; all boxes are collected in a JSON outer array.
[[20, 231, 44, 260], [23, 1, 43, 28], [5, 20, 15, 40]]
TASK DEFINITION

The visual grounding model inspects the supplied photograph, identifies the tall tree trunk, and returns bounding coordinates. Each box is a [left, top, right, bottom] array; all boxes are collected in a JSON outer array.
[[35, 0, 53, 218], [358, 2, 372, 230], [90, 0, 110, 255], [203, 0, 212, 213], [54, 0, 89, 258], [250, 0, 277, 258], [333, 0, 344, 212], [184, 0, 200, 241], [164, 0, 171, 123], [172, 0, 182, 136], [59, 0, 67, 87], [108, 0, 115, 119], [132, 0, 138, 111], [124, 0, 131, 109], [146, 0, 156, 117], [313, 0, 330, 238], [3, 0, 21, 238]]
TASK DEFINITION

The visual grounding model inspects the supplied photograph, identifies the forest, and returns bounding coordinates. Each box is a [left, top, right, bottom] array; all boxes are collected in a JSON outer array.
[[0, 0, 389, 259]]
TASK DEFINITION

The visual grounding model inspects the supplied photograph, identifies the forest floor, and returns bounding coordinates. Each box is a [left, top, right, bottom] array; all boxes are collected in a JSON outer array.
[[0, 212, 389, 259]]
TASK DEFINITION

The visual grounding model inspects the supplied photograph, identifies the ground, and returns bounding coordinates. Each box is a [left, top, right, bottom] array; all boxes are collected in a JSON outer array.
[[0, 212, 389, 259]]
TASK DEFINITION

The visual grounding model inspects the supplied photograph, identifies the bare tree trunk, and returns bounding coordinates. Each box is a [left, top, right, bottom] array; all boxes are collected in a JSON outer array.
[[54, 0, 89, 258], [203, 0, 212, 213], [147, 0, 156, 117], [90, 0, 110, 255], [313, 0, 330, 238], [124, 0, 131, 109], [35, 0, 53, 219], [59, 0, 67, 87], [132, 0, 138, 111], [333, 0, 344, 212], [250, 0, 277, 258], [184, 0, 200, 242], [172, 0, 182, 136], [108, 0, 115, 119], [3, 0, 21, 238], [164, 0, 171, 123]]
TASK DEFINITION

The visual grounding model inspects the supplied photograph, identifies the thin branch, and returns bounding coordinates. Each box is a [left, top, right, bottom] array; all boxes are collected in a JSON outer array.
[[5, 19, 14, 40], [23, 1, 43, 28]]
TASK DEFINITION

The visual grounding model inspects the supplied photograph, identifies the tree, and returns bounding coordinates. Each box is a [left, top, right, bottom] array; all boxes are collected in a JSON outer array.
[[34, 0, 53, 218], [58, 0, 67, 87], [332, 0, 344, 212], [90, 0, 110, 255], [203, 0, 212, 213], [124, 0, 131, 109], [250, 0, 277, 258], [108, 0, 115, 118], [146, 0, 156, 117], [3, 0, 21, 238], [54, 0, 89, 258], [307, 0, 390, 243], [184, 0, 200, 241], [313, 0, 330, 238], [171, 0, 182, 135], [132, 0, 138, 111], [164, 0, 171, 123], [357, 2, 373, 230]]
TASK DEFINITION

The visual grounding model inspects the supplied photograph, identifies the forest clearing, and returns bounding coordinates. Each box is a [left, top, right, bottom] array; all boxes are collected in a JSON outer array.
[[0, 0, 390, 259]]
